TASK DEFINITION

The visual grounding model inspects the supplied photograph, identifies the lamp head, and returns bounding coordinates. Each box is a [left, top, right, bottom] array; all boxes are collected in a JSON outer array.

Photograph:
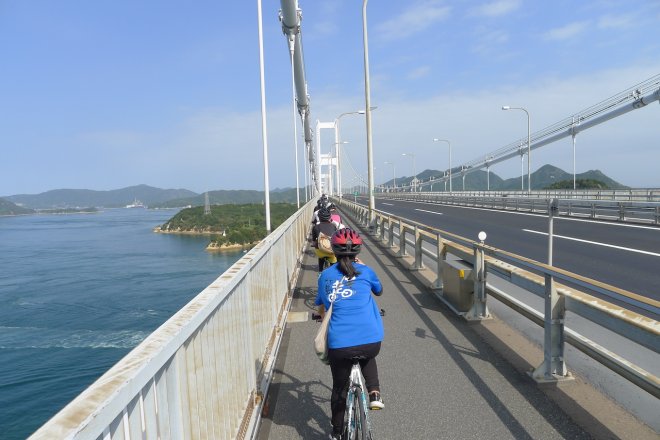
[[502, 105, 511, 110]]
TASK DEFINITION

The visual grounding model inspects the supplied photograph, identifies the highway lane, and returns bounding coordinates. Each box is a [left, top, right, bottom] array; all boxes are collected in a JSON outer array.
[[351, 197, 660, 301]]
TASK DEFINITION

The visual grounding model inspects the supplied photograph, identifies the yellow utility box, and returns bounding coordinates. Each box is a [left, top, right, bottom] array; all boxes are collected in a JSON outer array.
[[441, 259, 474, 312]]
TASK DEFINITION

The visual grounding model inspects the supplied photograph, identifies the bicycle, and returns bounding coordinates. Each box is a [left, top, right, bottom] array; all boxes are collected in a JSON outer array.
[[320, 255, 334, 271], [343, 356, 374, 440]]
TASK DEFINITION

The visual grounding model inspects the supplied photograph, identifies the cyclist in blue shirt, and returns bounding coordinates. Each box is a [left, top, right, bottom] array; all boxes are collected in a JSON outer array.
[[315, 228, 384, 440]]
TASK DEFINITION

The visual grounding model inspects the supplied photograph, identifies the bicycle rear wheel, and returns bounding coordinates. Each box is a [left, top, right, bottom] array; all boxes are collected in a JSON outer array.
[[345, 387, 371, 440]]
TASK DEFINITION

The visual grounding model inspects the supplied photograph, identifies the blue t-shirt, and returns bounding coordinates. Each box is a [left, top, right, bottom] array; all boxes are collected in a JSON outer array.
[[315, 263, 383, 349]]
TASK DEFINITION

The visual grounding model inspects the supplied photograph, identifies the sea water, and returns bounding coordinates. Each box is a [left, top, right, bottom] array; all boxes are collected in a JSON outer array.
[[0, 209, 243, 439]]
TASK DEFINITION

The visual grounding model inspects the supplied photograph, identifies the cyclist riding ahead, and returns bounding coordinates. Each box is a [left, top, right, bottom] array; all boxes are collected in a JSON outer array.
[[311, 207, 338, 272], [315, 228, 384, 440]]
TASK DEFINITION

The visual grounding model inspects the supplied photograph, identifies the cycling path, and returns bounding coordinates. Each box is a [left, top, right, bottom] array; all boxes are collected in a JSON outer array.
[[256, 212, 650, 439]]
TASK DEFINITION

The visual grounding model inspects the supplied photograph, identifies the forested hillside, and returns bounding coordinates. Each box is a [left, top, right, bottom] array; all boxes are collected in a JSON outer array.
[[0, 198, 34, 215], [155, 203, 298, 247]]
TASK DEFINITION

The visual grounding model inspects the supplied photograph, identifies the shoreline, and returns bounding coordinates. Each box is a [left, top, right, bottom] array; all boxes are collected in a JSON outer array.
[[205, 242, 257, 252], [153, 227, 257, 252], [152, 227, 217, 235]]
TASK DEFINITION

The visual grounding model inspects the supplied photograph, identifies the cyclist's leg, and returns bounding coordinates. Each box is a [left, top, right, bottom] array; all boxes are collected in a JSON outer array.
[[328, 348, 355, 436], [356, 342, 381, 391], [354, 342, 383, 410]]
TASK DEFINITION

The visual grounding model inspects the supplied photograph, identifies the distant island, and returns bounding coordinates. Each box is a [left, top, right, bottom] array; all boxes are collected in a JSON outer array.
[[154, 203, 298, 251], [1, 165, 646, 214], [0, 198, 34, 216], [0, 198, 98, 216]]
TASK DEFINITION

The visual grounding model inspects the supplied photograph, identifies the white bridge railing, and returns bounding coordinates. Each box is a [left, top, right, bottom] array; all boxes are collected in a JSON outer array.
[[30, 200, 315, 440]]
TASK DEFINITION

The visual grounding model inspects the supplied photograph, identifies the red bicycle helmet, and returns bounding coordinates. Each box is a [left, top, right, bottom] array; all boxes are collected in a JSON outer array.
[[331, 228, 363, 256]]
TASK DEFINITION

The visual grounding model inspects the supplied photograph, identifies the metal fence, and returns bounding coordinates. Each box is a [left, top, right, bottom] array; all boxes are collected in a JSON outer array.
[[339, 199, 659, 397], [378, 192, 660, 225], [29, 200, 315, 440], [381, 188, 660, 202]]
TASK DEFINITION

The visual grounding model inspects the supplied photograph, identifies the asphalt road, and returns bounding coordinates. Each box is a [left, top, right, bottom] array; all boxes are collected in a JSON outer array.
[[355, 196, 660, 302]]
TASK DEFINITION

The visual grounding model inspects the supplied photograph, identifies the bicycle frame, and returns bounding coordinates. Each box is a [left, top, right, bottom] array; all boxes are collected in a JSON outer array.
[[344, 362, 373, 439]]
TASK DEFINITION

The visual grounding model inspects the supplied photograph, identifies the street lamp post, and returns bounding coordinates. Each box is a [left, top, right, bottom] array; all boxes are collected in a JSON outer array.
[[502, 105, 531, 192], [333, 141, 349, 196], [402, 153, 416, 192], [433, 138, 452, 193], [519, 145, 524, 191], [335, 108, 375, 198], [384, 161, 396, 189]]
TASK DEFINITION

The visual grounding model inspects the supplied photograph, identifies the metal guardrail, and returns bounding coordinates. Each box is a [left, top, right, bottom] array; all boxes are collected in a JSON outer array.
[[30, 200, 316, 440], [380, 188, 660, 202], [339, 198, 660, 397], [378, 192, 660, 225]]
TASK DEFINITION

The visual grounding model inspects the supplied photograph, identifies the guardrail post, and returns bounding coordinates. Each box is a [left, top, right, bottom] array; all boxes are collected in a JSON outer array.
[[656, 206, 660, 226], [432, 232, 444, 290], [397, 221, 406, 257], [591, 203, 596, 219], [412, 225, 423, 270], [465, 236, 490, 321], [388, 217, 395, 247], [532, 199, 571, 383], [618, 202, 625, 222], [380, 216, 386, 241]]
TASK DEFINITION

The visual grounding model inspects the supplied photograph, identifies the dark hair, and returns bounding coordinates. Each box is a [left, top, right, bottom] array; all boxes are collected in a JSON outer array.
[[337, 255, 360, 279], [318, 207, 332, 222]]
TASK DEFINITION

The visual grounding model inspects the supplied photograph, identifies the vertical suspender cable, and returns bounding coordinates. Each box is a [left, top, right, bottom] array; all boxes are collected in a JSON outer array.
[[257, 0, 271, 232]]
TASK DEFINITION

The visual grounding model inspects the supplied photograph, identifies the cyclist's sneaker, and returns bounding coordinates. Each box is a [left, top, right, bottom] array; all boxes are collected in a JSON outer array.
[[329, 433, 342, 440], [369, 391, 384, 410]]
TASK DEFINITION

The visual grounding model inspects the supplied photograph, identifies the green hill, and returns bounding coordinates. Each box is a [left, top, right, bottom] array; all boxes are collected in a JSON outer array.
[[5, 184, 198, 209], [155, 203, 298, 246], [4, 185, 305, 209], [0, 198, 35, 215], [497, 165, 627, 190], [544, 179, 609, 189], [381, 164, 627, 191]]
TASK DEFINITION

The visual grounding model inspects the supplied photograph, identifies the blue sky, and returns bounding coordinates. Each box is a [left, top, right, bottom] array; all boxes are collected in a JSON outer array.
[[1, 0, 659, 195]]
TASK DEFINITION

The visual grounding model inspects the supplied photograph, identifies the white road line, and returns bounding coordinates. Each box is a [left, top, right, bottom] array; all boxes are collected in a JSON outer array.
[[415, 208, 443, 215], [395, 199, 660, 231], [523, 229, 660, 257], [382, 203, 394, 206]]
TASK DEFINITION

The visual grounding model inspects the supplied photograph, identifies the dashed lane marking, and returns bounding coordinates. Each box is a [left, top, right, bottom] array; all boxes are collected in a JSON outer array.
[[522, 229, 660, 257], [415, 208, 443, 215]]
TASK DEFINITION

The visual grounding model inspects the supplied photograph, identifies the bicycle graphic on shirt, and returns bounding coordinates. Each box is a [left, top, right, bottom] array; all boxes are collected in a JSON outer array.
[[328, 277, 356, 303]]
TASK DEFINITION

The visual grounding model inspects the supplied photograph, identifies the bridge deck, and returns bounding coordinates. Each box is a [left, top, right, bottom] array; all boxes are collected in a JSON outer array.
[[256, 213, 653, 439]]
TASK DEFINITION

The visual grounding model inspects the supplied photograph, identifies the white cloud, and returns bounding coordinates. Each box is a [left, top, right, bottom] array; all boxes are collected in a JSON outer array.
[[408, 66, 431, 79], [597, 13, 636, 30], [313, 21, 338, 36], [469, 0, 521, 18], [543, 21, 590, 41], [472, 28, 510, 54], [376, 1, 451, 40]]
